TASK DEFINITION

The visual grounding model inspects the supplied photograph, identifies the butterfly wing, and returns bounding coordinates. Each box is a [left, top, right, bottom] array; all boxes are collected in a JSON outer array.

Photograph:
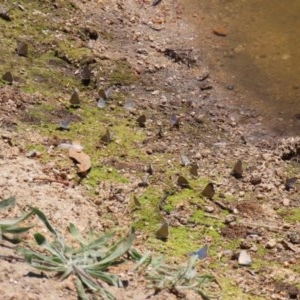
[[202, 182, 215, 199], [70, 90, 80, 106], [194, 244, 208, 259], [177, 175, 190, 188], [231, 160, 243, 178], [181, 154, 190, 167], [190, 163, 199, 177], [156, 222, 169, 240]]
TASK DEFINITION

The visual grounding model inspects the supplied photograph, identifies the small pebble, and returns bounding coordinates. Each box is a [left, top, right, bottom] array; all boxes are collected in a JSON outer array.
[[239, 191, 245, 197], [250, 245, 258, 252], [250, 176, 262, 185], [224, 214, 236, 224], [265, 239, 277, 249], [213, 26, 228, 37], [257, 194, 264, 200], [204, 206, 215, 213], [238, 250, 252, 266], [282, 198, 290, 207], [240, 239, 252, 249], [288, 232, 300, 244]]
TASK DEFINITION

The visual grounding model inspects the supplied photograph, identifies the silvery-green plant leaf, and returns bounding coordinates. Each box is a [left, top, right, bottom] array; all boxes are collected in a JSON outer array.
[[69, 223, 83, 241], [0, 196, 15, 210], [0, 210, 35, 226], [76, 277, 89, 300], [90, 229, 135, 267], [31, 207, 57, 236], [132, 251, 152, 271], [3, 225, 34, 234]]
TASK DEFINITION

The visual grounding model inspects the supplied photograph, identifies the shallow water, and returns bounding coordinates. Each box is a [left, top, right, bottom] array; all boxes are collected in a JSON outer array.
[[183, 0, 300, 135]]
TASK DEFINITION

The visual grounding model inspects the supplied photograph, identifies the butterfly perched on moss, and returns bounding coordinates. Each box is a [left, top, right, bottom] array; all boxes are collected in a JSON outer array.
[[156, 222, 169, 240]]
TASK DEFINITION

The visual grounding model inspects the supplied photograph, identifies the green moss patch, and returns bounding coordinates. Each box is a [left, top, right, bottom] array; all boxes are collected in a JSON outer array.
[[278, 208, 300, 223]]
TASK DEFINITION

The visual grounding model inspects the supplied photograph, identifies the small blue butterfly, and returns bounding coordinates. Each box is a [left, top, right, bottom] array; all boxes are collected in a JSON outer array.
[[58, 118, 71, 130], [97, 98, 106, 108], [170, 114, 179, 128], [191, 244, 208, 260], [285, 177, 297, 191], [124, 100, 136, 111], [181, 154, 190, 167]]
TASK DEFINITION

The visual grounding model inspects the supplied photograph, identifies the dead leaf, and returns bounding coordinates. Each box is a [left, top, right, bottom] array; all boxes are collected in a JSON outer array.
[[69, 141, 91, 176]]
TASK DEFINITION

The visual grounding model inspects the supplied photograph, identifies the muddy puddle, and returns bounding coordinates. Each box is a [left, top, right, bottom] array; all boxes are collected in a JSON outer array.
[[183, 0, 300, 136]]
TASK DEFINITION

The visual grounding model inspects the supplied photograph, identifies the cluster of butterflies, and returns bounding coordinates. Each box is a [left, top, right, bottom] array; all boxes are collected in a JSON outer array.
[[1, 40, 28, 84], [151, 159, 245, 259], [155, 221, 208, 259], [158, 157, 297, 260], [57, 85, 113, 131]]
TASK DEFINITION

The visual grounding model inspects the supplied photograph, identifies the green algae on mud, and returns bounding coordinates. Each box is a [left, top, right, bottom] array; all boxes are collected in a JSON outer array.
[[221, 278, 265, 300], [132, 185, 228, 260], [278, 208, 300, 223], [0, 3, 81, 96], [22, 102, 150, 186], [22, 86, 238, 268], [109, 59, 139, 86]]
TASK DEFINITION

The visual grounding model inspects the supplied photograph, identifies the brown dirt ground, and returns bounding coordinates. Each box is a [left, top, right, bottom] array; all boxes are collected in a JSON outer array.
[[1, 0, 300, 300]]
